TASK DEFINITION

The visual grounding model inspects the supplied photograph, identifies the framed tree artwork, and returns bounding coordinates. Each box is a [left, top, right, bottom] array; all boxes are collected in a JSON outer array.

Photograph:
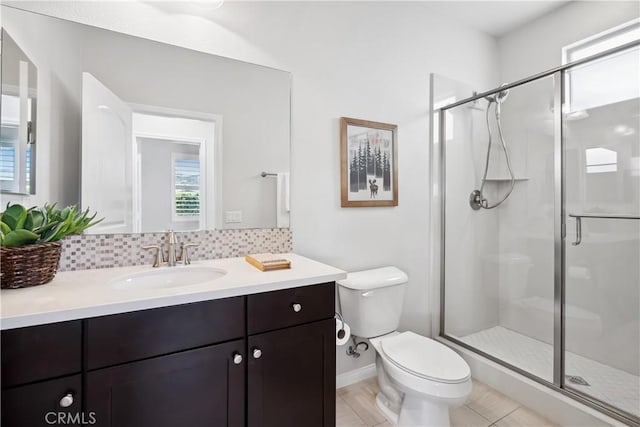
[[340, 117, 398, 207]]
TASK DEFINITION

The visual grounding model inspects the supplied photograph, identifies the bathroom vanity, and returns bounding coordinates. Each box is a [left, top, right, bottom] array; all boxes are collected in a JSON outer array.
[[1, 254, 344, 427]]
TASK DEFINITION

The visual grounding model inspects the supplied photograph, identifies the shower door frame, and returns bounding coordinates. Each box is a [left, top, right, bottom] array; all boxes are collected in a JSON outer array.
[[436, 39, 640, 426]]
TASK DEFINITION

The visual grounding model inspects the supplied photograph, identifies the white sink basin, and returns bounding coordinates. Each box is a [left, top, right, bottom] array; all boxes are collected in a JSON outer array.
[[110, 266, 227, 290]]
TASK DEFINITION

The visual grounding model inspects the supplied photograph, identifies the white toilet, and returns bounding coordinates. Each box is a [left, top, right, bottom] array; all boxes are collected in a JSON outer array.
[[338, 267, 472, 427]]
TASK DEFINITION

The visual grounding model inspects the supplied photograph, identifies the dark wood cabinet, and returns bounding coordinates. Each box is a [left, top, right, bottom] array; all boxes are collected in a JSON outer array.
[[248, 318, 335, 427], [1, 374, 82, 427], [247, 282, 335, 334], [87, 340, 245, 427], [87, 297, 245, 369], [1, 321, 81, 387], [1, 282, 336, 427]]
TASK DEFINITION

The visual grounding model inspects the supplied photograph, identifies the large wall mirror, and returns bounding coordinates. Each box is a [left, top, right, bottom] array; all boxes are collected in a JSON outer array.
[[0, 6, 291, 233]]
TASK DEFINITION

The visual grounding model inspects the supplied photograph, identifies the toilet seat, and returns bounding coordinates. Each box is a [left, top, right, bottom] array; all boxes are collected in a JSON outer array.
[[380, 331, 470, 384]]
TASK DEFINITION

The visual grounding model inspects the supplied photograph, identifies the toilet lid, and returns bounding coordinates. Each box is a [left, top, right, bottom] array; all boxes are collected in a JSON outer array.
[[381, 332, 470, 384]]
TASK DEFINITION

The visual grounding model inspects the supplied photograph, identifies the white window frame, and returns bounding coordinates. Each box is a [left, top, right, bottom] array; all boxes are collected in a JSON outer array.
[[563, 18, 640, 64], [562, 18, 640, 113], [171, 151, 202, 222]]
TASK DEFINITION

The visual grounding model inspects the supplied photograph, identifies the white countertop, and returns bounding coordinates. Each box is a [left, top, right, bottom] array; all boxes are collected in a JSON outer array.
[[0, 254, 346, 330]]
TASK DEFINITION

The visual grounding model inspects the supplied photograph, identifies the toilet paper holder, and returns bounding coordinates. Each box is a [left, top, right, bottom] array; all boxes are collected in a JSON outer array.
[[335, 312, 346, 340]]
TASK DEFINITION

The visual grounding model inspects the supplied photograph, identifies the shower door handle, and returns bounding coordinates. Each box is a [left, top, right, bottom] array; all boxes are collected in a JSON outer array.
[[569, 213, 640, 246], [572, 216, 582, 246]]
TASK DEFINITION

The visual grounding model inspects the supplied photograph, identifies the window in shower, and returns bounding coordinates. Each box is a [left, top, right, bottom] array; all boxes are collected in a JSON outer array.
[[585, 148, 617, 174], [563, 18, 640, 112]]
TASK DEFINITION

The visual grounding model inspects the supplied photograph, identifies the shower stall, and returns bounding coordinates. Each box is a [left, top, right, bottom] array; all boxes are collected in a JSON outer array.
[[432, 37, 639, 425]]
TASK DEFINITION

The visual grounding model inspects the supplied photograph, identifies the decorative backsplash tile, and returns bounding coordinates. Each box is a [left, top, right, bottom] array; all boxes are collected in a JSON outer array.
[[58, 228, 293, 272]]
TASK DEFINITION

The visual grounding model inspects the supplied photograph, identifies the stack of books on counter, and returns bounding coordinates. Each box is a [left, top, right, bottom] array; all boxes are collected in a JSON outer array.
[[245, 253, 291, 271]]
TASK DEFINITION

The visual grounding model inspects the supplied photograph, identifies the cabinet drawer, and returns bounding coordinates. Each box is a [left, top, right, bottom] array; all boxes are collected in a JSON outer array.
[[87, 297, 244, 369], [1, 321, 82, 388], [247, 282, 334, 335], [1, 374, 82, 427]]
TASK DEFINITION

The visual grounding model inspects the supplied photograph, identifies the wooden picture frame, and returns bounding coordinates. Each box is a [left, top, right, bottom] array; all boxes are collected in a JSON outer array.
[[340, 117, 398, 207]]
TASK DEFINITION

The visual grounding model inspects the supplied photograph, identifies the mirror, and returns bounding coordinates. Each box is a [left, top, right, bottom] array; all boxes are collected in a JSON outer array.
[[0, 6, 291, 232], [0, 29, 37, 195]]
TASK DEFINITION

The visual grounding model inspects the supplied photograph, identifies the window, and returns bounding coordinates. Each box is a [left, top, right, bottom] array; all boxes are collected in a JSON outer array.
[[563, 19, 640, 112], [1, 94, 35, 193], [172, 155, 200, 219], [0, 95, 20, 188], [586, 147, 617, 174]]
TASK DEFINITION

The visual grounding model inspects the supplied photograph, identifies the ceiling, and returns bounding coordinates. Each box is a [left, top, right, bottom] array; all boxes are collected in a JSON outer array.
[[214, 0, 572, 38], [62, 0, 573, 39], [425, 1, 571, 37]]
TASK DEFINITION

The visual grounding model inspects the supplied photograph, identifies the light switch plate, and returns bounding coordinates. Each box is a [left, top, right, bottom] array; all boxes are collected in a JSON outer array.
[[225, 210, 243, 223]]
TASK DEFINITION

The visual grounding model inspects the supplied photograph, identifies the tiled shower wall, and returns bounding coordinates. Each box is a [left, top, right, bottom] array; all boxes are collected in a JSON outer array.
[[58, 228, 293, 272]]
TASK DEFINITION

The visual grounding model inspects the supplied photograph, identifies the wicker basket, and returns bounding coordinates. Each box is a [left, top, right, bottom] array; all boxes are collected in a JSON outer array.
[[0, 242, 62, 289]]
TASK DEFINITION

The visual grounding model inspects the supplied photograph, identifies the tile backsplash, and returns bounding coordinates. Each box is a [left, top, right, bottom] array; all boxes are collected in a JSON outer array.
[[58, 228, 293, 272]]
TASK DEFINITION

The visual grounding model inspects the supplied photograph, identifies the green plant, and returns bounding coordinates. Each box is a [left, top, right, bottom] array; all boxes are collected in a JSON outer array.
[[0, 203, 102, 248]]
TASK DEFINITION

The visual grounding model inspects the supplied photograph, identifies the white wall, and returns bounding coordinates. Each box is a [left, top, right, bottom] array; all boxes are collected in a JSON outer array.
[[8, 1, 499, 374], [498, 1, 640, 82], [440, 81, 502, 338]]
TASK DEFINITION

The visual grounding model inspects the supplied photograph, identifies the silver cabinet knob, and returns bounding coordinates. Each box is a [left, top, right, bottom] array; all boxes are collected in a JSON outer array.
[[253, 348, 262, 359], [59, 393, 74, 408], [233, 353, 243, 365], [292, 303, 302, 313]]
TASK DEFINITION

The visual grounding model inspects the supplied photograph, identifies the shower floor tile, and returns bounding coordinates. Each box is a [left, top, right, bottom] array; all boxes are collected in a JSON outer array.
[[460, 326, 640, 418]]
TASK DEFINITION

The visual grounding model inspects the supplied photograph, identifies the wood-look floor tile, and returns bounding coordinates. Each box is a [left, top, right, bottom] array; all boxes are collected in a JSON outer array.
[[493, 407, 558, 427], [451, 405, 492, 427], [336, 396, 366, 426], [339, 378, 386, 426], [467, 379, 492, 404], [465, 384, 520, 423], [337, 378, 552, 427]]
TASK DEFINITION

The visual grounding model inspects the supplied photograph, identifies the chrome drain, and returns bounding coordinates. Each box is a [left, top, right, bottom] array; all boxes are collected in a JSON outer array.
[[566, 375, 590, 386]]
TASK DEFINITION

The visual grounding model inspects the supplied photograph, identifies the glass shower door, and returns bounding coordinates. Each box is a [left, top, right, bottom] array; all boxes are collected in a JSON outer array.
[[563, 44, 640, 420], [441, 74, 558, 383]]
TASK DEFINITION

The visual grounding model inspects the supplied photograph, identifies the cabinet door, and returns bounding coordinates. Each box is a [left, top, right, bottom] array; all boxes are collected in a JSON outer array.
[[87, 340, 245, 427], [248, 318, 335, 427], [1, 375, 82, 427]]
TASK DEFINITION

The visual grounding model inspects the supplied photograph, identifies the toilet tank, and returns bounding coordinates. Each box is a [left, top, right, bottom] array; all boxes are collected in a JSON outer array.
[[337, 267, 408, 338]]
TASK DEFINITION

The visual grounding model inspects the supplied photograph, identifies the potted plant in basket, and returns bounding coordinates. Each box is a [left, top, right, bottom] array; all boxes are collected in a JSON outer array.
[[0, 203, 102, 289]]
